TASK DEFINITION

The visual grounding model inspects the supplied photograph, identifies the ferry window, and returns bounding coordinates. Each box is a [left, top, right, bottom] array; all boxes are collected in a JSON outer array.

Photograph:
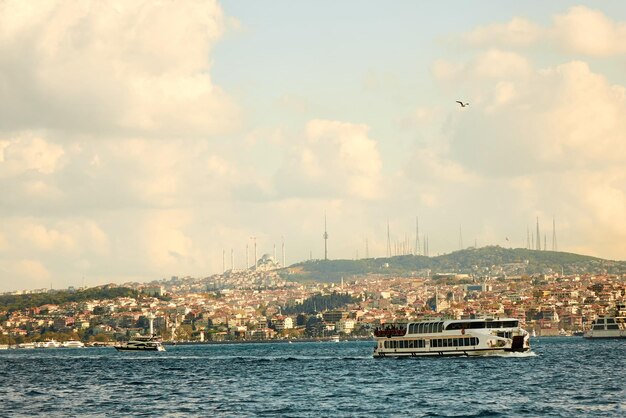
[[593, 325, 604, 330], [431, 339, 438, 348], [607, 324, 619, 330], [470, 322, 485, 329], [453, 338, 458, 347], [607, 319, 615, 324], [437, 322, 443, 332], [417, 323, 423, 334], [442, 339, 448, 347]]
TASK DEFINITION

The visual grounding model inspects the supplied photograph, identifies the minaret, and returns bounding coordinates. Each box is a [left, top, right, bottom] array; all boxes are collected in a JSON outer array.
[[273, 243, 276, 261], [253, 237, 257, 270], [526, 226, 530, 249], [323, 214, 329, 261], [230, 248, 234, 271], [281, 237, 285, 267]]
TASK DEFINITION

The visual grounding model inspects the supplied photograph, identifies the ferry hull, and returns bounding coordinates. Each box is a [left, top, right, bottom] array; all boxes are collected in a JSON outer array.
[[114, 345, 165, 352]]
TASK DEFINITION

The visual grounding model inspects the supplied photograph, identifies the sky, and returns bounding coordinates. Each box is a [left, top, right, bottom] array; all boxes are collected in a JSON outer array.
[[2, 1, 626, 292]]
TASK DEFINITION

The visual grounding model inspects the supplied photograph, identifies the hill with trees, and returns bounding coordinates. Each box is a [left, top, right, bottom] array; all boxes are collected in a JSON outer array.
[[0, 286, 139, 312], [280, 246, 626, 283]]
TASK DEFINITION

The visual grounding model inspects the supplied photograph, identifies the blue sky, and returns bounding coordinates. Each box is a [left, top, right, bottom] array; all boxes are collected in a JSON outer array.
[[1, 1, 626, 291]]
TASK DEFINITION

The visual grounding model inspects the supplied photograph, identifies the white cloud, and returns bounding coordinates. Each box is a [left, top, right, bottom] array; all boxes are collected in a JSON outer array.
[[459, 6, 626, 57], [552, 6, 626, 56], [462, 17, 542, 48], [0, 133, 65, 178], [0, 0, 238, 136], [275, 119, 383, 200], [471, 49, 532, 79]]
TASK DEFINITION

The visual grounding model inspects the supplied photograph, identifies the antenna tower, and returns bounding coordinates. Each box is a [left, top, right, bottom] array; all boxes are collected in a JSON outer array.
[[323, 214, 329, 261], [552, 217, 557, 251], [535, 217, 541, 251], [386, 221, 391, 257]]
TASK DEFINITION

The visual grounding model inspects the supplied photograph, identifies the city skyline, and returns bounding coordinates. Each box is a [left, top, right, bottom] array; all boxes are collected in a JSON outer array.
[[2, 1, 626, 292]]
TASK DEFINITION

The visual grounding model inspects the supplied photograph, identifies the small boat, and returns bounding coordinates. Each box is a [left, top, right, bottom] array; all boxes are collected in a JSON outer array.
[[0, 344, 9, 350], [61, 340, 85, 348], [373, 317, 530, 358], [39, 340, 61, 348], [330, 335, 340, 343], [114, 335, 165, 352], [17, 342, 36, 349]]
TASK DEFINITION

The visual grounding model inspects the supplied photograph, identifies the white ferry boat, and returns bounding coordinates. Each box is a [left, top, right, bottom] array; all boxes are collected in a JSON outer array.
[[114, 335, 165, 352], [584, 304, 626, 339], [39, 340, 61, 348], [17, 342, 36, 349], [373, 317, 530, 358], [61, 340, 85, 348], [583, 318, 626, 339]]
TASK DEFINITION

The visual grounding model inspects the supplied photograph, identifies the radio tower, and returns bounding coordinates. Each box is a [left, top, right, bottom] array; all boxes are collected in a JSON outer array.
[[535, 217, 541, 251], [415, 217, 420, 256], [386, 221, 391, 257], [323, 215, 329, 261], [552, 217, 557, 251]]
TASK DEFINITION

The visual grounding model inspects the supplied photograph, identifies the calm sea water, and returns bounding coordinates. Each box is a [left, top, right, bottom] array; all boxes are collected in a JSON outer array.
[[1, 338, 624, 417]]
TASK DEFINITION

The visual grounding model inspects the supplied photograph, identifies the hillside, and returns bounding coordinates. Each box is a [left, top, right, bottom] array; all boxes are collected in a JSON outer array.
[[280, 246, 626, 283]]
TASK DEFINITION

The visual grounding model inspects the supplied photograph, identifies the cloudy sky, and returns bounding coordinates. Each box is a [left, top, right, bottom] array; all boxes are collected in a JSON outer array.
[[2, 1, 626, 291]]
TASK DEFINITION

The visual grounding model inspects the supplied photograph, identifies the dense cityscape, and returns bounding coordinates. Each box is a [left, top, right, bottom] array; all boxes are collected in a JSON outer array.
[[2, 248, 625, 347]]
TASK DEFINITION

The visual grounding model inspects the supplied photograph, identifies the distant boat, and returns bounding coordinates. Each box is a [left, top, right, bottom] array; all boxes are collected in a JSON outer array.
[[17, 342, 36, 349], [330, 335, 340, 343], [39, 340, 61, 348], [61, 340, 85, 348], [584, 317, 626, 339], [114, 335, 165, 352]]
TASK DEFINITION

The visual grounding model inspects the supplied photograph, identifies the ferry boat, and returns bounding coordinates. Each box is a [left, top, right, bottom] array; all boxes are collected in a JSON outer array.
[[373, 317, 530, 358], [114, 335, 165, 352], [584, 304, 626, 339], [39, 340, 61, 348], [61, 340, 85, 348], [583, 318, 626, 339], [17, 342, 36, 349]]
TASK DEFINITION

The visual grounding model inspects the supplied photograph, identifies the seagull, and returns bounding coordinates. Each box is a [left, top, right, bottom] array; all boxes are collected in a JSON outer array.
[[456, 101, 469, 107]]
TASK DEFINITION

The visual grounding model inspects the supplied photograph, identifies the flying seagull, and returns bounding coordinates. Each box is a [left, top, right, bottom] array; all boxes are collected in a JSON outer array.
[[456, 101, 469, 107]]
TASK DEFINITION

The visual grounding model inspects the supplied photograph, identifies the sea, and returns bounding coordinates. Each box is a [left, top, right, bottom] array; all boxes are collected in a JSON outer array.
[[1, 337, 624, 417]]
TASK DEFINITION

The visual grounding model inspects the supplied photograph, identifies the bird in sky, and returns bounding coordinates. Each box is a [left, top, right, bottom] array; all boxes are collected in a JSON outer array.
[[456, 101, 469, 107]]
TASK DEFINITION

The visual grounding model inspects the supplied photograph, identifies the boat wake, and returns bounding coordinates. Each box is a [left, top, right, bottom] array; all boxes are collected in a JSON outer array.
[[484, 351, 538, 358]]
